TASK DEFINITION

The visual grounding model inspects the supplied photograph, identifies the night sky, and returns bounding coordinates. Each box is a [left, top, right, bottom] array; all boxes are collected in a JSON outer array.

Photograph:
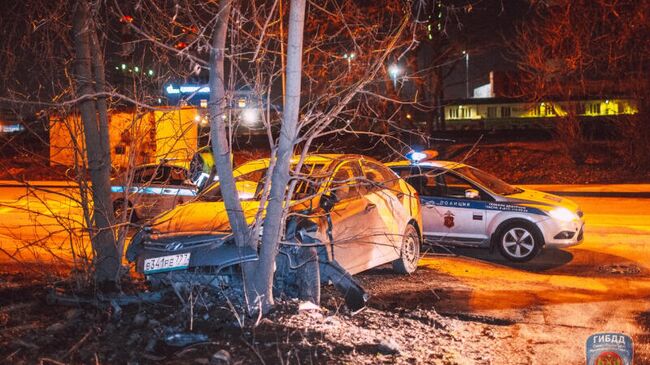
[[443, 0, 530, 99]]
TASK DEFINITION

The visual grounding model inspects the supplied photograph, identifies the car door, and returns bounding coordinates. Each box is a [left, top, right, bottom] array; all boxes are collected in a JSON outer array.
[[327, 160, 380, 275], [430, 170, 489, 245], [396, 166, 488, 245], [132, 165, 173, 218], [153, 166, 196, 216], [360, 159, 407, 263]]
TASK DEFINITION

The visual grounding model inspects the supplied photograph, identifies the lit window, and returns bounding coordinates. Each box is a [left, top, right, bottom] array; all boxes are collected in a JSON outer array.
[[589, 103, 601, 115]]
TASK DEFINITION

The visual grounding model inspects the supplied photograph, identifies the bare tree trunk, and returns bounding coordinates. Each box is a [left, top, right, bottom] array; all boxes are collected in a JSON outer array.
[[73, 0, 119, 286], [253, 0, 307, 314], [208, 0, 250, 248]]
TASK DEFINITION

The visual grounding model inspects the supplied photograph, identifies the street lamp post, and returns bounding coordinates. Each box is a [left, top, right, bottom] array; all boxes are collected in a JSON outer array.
[[463, 50, 469, 98]]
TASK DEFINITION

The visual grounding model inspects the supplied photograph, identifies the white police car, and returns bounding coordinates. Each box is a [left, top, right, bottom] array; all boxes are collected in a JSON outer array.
[[387, 152, 584, 262], [111, 163, 197, 222]]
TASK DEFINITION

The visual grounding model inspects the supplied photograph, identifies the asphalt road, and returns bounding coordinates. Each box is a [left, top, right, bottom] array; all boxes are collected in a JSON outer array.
[[1, 185, 649, 362], [360, 196, 650, 363]]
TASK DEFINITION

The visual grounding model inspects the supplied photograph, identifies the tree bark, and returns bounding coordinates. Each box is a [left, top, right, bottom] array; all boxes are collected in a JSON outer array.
[[253, 0, 307, 313], [208, 0, 250, 248], [72, 0, 119, 285]]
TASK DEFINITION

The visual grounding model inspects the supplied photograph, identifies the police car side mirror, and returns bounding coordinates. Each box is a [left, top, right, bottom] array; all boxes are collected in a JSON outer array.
[[465, 188, 480, 199], [319, 192, 338, 213]]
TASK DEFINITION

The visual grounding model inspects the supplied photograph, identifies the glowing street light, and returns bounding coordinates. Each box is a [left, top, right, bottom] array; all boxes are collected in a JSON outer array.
[[241, 108, 258, 126], [343, 52, 356, 68], [388, 64, 401, 87]]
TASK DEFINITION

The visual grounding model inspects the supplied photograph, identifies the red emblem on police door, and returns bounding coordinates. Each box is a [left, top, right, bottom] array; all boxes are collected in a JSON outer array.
[[443, 211, 455, 228]]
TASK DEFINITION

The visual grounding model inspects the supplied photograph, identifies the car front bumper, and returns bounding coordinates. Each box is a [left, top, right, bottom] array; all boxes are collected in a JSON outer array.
[[538, 218, 585, 247]]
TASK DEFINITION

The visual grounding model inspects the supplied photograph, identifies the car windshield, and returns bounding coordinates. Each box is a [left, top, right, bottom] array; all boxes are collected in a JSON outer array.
[[454, 166, 523, 196], [197, 163, 326, 202]]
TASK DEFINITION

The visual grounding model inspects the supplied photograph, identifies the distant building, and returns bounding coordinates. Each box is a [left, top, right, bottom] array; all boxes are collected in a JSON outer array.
[[49, 107, 200, 169], [443, 97, 638, 130], [438, 70, 639, 130]]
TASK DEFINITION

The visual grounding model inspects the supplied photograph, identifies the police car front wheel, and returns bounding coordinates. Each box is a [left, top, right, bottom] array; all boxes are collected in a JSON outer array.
[[496, 221, 542, 262]]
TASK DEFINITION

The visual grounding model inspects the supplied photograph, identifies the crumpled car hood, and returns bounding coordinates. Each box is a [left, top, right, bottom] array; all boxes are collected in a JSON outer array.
[[149, 201, 263, 236]]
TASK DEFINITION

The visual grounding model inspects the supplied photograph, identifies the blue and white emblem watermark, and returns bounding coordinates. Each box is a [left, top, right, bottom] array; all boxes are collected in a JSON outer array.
[[586, 332, 633, 365]]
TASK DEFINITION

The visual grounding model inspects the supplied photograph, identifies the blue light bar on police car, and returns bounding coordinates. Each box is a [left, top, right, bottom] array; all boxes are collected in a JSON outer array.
[[407, 151, 428, 163], [406, 149, 439, 164]]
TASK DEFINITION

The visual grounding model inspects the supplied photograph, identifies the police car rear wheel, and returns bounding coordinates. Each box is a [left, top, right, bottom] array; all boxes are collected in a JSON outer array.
[[497, 222, 541, 262], [393, 224, 420, 274]]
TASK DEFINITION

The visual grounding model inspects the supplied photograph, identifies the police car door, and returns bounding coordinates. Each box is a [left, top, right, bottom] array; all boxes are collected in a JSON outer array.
[[433, 171, 488, 245], [156, 166, 196, 215], [129, 166, 160, 219]]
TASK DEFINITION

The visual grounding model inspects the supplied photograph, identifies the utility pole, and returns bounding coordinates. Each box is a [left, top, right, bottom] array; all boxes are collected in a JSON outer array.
[[464, 50, 469, 98]]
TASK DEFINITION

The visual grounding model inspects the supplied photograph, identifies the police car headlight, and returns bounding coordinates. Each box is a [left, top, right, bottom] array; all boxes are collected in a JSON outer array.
[[548, 207, 579, 222]]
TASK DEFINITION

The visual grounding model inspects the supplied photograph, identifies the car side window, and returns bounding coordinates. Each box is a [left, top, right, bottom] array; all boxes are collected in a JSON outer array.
[[169, 167, 188, 185], [151, 166, 171, 184], [403, 167, 443, 197], [133, 167, 155, 184], [361, 160, 398, 192], [441, 173, 479, 199], [200, 168, 266, 202], [329, 161, 363, 201]]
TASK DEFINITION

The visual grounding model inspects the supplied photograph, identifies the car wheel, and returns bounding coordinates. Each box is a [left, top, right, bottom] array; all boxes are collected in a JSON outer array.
[[113, 200, 137, 223], [392, 224, 420, 274], [497, 221, 542, 262]]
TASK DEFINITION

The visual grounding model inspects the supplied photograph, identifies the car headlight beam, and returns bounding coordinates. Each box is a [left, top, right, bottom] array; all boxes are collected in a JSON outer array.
[[547, 207, 579, 222]]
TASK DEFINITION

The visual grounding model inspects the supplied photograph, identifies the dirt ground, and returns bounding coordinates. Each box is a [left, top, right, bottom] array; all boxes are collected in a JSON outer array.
[[1, 258, 648, 364], [0, 269, 556, 365]]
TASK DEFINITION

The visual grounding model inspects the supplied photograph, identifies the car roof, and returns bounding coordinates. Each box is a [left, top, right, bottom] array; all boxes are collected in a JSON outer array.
[[233, 154, 379, 176], [385, 160, 469, 170]]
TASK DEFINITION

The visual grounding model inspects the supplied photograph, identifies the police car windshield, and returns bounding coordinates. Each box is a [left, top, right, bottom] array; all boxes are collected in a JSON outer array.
[[454, 166, 522, 196]]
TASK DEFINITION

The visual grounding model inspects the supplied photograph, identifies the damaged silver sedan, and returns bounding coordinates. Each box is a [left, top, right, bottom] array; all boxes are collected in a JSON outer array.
[[126, 154, 423, 311]]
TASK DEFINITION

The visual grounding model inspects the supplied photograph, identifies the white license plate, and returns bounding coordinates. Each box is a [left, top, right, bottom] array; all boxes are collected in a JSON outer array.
[[143, 253, 191, 274]]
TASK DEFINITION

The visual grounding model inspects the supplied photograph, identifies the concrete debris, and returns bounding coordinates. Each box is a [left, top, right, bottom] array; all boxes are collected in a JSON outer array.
[[210, 349, 232, 365], [45, 322, 65, 333], [133, 313, 147, 327], [376, 338, 401, 355], [163, 332, 209, 347], [298, 301, 321, 312]]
